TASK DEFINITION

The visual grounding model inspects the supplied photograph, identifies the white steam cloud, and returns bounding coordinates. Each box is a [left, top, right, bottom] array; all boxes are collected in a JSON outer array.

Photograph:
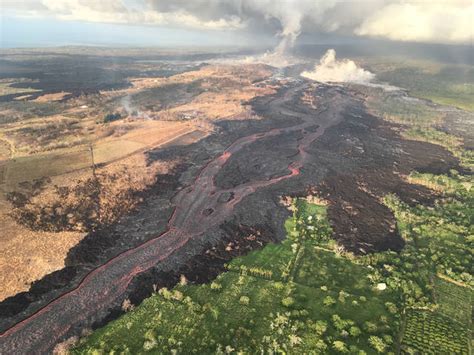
[[301, 49, 375, 84]]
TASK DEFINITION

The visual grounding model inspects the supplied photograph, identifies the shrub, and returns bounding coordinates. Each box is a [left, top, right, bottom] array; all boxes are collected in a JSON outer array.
[[104, 112, 122, 123], [52, 336, 79, 355], [121, 298, 134, 312], [172, 290, 184, 301], [159, 287, 173, 300]]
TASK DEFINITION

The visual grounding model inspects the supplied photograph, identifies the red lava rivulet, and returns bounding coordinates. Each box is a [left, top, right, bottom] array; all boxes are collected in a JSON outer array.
[[0, 84, 347, 354]]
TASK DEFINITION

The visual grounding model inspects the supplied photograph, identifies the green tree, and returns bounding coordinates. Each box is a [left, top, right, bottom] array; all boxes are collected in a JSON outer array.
[[384, 302, 397, 314], [332, 315, 345, 331], [314, 339, 327, 352], [323, 296, 336, 307], [368, 336, 387, 353], [314, 320, 327, 336], [332, 340, 348, 353], [363, 321, 378, 333], [349, 326, 361, 337], [281, 297, 295, 307]]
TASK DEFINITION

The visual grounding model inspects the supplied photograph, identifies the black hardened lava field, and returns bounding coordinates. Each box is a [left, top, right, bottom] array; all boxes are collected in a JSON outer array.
[[1, 72, 469, 352]]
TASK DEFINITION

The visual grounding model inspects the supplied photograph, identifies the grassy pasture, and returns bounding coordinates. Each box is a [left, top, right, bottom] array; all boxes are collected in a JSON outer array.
[[3, 148, 92, 189]]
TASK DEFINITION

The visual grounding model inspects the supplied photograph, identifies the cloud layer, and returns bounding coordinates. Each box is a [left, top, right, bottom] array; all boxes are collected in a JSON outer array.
[[301, 49, 375, 84], [3, 0, 244, 30], [4, 0, 473, 45], [356, 1, 474, 44]]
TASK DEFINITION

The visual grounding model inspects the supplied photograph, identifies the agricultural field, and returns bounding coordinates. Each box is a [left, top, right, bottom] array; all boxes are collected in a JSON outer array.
[[433, 277, 472, 326], [401, 310, 470, 354], [381, 151, 473, 354], [367, 77, 473, 353]]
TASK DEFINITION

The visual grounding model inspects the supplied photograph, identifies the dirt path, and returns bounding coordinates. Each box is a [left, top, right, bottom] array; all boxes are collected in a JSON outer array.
[[0, 83, 346, 353]]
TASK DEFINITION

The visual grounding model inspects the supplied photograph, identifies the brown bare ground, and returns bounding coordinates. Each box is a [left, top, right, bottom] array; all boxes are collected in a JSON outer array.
[[0, 63, 274, 302], [169, 86, 272, 120], [33, 92, 71, 103], [0, 119, 191, 300], [121, 65, 274, 120], [0, 197, 85, 301], [128, 64, 272, 91], [2, 121, 194, 187], [0, 152, 176, 301]]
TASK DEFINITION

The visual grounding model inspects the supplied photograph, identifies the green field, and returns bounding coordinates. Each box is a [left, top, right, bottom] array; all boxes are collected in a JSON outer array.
[[384, 171, 473, 286], [366, 59, 474, 112], [363, 57, 474, 192], [368, 94, 441, 127]]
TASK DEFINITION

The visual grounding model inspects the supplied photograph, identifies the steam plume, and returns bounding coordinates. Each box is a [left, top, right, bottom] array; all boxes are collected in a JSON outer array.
[[301, 49, 375, 84]]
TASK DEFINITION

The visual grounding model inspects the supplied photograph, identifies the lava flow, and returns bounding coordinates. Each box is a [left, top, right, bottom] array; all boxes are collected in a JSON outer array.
[[0, 83, 345, 353]]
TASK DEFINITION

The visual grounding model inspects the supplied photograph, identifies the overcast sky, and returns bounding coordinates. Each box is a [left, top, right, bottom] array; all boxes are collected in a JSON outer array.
[[1, 0, 473, 48]]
